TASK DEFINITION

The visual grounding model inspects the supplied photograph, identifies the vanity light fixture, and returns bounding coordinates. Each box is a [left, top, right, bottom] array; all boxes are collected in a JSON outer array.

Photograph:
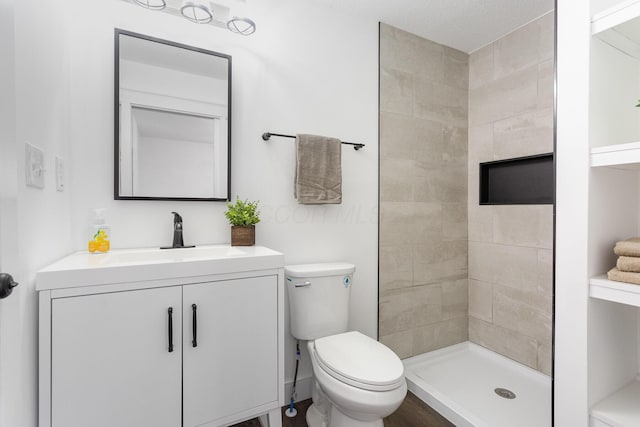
[[180, 0, 214, 24], [227, 17, 256, 35], [127, 0, 256, 35], [133, 0, 166, 10]]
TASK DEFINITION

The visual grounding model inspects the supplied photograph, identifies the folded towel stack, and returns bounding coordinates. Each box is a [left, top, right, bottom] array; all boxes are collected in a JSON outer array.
[[608, 238, 640, 285]]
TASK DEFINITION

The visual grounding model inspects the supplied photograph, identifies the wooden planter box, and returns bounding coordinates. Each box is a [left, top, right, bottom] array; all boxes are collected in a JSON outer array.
[[231, 225, 255, 246]]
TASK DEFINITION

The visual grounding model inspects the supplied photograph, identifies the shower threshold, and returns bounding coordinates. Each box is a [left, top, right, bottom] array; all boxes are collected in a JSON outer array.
[[403, 341, 551, 427]]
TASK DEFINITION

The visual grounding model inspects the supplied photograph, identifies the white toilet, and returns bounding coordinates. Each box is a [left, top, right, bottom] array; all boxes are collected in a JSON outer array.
[[286, 263, 407, 427]]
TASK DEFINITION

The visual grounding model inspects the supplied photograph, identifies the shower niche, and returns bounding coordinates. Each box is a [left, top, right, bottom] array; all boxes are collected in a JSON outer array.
[[479, 153, 554, 205]]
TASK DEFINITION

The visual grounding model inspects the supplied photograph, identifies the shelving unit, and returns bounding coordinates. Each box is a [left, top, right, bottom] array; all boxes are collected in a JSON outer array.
[[591, 142, 640, 169], [591, 380, 640, 427], [590, 275, 640, 307], [588, 2, 640, 426]]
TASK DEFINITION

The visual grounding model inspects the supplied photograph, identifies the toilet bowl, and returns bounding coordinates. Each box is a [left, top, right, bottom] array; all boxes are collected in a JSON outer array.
[[285, 263, 407, 427], [306, 332, 407, 427]]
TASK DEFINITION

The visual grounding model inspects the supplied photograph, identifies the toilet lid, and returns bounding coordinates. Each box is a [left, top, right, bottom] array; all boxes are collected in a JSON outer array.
[[314, 331, 404, 391]]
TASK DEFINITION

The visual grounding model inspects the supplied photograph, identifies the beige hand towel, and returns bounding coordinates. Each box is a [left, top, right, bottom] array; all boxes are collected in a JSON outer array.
[[617, 256, 640, 273], [608, 267, 640, 285], [294, 134, 342, 204], [614, 237, 640, 257]]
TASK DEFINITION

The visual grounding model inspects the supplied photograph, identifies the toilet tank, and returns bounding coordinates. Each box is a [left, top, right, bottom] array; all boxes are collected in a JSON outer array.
[[285, 262, 355, 340]]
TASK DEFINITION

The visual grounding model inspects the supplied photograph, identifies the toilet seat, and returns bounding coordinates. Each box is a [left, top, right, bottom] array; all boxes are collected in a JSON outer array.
[[313, 331, 404, 392]]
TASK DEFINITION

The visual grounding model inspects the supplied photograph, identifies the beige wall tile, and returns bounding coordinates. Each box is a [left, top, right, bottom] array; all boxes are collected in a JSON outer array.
[[469, 65, 538, 126], [538, 342, 552, 376], [380, 67, 413, 115], [493, 284, 552, 343], [380, 112, 443, 163], [468, 124, 493, 164], [440, 166, 468, 203], [468, 241, 494, 283], [443, 46, 469, 90], [538, 12, 555, 63], [379, 284, 443, 335], [469, 317, 538, 369], [443, 203, 468, 241], [468, 205, 493, 242], [538, 60, 554, 109], [493, 205, 553, 249], [414, 167, 467, 204], [414, 240, 467, 284], [379, 23, 444, 80], [379, 245, 413, 292], [469, 44, 494, 90], [380, 202, 442, 245], [413, 169, 448, 203], [492, 108, 553, 159], [443, 278, 469, 320], [492, 244, 539, 289], [414, 77, 468, 128], [469, 279, 493, 322], [443, 125, 468, 166], [469, 242, 538, 289], [537, 249, 553, 295], [380, 158, 416, 202], [494, 18, 542, 79], [380, 330, 414, 359], [412, 317, 468, 355]]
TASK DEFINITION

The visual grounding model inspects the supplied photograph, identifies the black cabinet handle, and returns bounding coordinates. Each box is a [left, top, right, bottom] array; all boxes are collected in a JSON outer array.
[[192, 304, 198, 348], [168, 307, 174, 353]]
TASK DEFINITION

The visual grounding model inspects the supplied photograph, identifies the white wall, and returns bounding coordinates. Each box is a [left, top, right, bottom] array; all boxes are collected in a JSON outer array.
[[590, 37, 640, 147], [63, 0, 379, 402], [1, 1, 75, 426], [0, 1, 19, 425]]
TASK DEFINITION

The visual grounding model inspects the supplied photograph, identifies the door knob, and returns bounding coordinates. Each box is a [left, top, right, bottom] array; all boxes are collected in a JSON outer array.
[[0, 273, 18, 299]]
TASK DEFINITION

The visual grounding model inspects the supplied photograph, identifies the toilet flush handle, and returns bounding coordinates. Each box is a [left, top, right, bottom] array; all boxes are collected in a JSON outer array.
[[294, 281, 311, 288]]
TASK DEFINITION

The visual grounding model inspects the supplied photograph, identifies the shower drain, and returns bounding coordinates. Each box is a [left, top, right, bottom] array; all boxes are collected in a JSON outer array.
[[494, 388, 516, 399]]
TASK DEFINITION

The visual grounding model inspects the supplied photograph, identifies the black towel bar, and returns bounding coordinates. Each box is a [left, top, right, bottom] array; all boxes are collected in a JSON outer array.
[[262, 132, 365, 151]]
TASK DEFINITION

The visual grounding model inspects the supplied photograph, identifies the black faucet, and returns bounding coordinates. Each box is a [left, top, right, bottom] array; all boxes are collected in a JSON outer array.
[[160, 212, 195, 249]]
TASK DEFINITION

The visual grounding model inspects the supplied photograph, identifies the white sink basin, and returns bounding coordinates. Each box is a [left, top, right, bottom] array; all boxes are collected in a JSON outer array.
[[36, 245, 284, 291], [108, 246, 248, 265]]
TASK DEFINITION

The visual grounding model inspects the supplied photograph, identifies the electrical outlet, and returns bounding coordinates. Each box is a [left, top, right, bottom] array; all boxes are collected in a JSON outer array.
[[25, 143, 45, 189], [55, 156, 64, 192]]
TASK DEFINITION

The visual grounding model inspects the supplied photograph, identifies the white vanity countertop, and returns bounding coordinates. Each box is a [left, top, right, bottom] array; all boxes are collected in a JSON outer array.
[[36, 245, 284, 291]]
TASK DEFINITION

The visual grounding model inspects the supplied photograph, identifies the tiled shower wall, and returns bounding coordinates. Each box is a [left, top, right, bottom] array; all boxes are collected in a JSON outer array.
[[379, 12, 554, 375], [467, 12, 554, 375], [378, 23, 469, 359]]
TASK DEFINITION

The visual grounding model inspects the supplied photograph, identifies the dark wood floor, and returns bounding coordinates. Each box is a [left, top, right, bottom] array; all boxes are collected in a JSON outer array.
[[231, 391, 453, 427]]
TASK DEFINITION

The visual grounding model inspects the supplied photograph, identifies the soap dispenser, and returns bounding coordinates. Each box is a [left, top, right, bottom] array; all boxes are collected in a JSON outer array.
[[88, 208, 111, 253]]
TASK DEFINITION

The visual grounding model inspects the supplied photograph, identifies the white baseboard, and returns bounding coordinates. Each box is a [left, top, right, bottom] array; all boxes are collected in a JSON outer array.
[[284, 374, 313, 406]]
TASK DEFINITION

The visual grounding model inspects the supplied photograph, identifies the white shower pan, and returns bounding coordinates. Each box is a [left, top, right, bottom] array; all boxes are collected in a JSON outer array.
[[403, 341, 551, 427]]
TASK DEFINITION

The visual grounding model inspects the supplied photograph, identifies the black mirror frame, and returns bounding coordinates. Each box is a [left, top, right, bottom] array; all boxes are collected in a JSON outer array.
[[114, 28, 232, 202]]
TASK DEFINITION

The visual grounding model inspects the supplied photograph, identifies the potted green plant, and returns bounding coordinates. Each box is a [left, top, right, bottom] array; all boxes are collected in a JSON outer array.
[[225, 197, 260, 246]]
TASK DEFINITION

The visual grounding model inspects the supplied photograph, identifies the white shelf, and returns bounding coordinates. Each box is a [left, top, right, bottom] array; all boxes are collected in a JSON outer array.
[[591, 142, 640, 169], [593, 0, 640, 34], [591, 379, 640, 427], [593, 0, 640, 60], [590, 274, 640, 307]]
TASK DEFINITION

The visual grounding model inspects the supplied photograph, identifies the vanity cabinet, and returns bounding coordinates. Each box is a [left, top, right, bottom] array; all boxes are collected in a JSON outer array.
[[37, 246, 284, 427], [183, 277, 278, 427], [51, 287, 183, 427]]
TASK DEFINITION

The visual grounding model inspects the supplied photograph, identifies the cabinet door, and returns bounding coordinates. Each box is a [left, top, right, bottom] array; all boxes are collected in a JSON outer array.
[[51, 287, 182, 427], [183, 276, 278, 427]]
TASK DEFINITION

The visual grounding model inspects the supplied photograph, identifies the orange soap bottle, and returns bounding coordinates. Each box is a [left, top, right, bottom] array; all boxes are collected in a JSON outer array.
[[88, 208, 111, 254]]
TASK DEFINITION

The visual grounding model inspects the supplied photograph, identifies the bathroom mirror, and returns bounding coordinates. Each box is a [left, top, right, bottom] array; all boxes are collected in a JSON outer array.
[[115, 29, 231, 201]]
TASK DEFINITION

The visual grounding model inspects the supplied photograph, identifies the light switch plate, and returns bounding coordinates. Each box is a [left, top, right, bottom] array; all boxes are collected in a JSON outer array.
[[25, 142, 45, 189], [55, 156, 64, 192]]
